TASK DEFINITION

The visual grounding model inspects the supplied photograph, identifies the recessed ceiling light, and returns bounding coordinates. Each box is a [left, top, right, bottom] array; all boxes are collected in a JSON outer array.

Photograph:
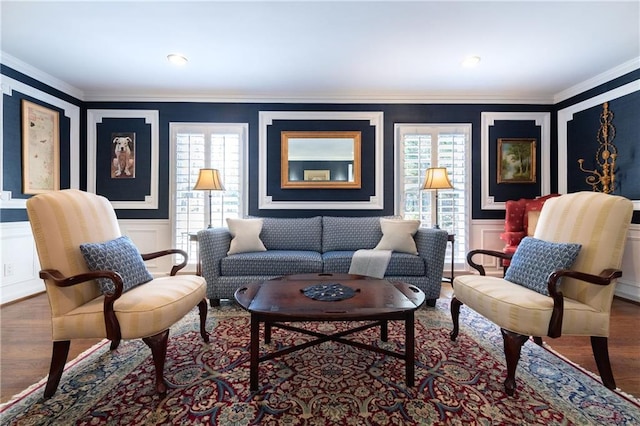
[[462, 55, 481, 68], [167, 54, 188, 66]]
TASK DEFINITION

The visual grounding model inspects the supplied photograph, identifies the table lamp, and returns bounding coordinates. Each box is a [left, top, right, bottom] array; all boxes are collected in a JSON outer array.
[[422, 167, 453, 229], [193, 168, 225, 228]]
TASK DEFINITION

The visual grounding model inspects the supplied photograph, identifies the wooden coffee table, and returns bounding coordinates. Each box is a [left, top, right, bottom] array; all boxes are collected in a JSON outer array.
[[234, 273, 426, 391]]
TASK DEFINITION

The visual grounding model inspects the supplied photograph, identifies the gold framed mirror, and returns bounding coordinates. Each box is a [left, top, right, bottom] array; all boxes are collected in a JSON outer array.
[[281, 130, 362, 189]]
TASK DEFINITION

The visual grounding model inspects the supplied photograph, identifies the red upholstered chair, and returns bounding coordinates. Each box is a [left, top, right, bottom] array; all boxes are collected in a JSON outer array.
[[500, 194, 560, 268]]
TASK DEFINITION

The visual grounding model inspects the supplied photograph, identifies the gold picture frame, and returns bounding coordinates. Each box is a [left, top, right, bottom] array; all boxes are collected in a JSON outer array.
[[21, 100, 60, 194], [281, 130, 361, 189], [497, 138, 536, 184]]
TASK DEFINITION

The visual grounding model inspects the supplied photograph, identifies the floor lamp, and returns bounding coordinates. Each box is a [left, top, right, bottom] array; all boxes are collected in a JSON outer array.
[[422, 167, 453, 229], [193, 168, 225, 228]]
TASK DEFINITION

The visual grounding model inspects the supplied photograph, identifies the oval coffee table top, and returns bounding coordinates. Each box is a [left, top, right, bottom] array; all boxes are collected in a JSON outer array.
[[234, 273, 425, 321]]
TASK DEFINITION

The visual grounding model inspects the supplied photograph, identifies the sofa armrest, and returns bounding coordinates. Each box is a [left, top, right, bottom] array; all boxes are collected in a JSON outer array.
[[197, 228, 232, 281], [414, 227, 449, 281]]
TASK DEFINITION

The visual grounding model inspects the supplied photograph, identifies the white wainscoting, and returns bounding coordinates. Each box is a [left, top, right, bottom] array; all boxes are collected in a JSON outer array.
[[2, 219, 638, 304], [467, 219, 506, 275], [466, 221, 640, 302], [0, 219, 194, 305], [617, 224, 640, 302], [0, 222, 43, 304]]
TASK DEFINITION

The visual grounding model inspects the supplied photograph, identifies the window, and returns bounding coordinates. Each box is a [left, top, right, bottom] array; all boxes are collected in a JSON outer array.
[[394, 124, 470, 271], [170, 123, 248, 266]]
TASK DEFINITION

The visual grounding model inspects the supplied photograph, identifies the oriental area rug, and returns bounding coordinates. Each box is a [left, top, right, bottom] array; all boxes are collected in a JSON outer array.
[[2, 300, 639, 425]]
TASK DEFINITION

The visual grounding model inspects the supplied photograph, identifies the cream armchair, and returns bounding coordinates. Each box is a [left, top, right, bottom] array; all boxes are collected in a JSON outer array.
[[26, 189, 209, 398], [451, 192, 633, 396]]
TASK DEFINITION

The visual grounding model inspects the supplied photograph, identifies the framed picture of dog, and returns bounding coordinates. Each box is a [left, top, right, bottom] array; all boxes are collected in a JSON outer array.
[[21, 100, 60, 194], [111, 132, 136, 178]]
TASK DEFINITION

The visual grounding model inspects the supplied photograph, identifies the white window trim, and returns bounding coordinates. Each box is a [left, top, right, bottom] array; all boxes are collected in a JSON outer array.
[[393, 123, 472, 269], [169, 122, 249, 247]]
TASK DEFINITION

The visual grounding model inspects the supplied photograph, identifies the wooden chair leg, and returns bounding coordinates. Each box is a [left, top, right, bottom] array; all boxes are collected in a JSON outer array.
[[198, 299, 209, 343], [501, 329, 529, 396], [533, 336, 543, 345], [450, 297, 462, 341], [591, 336, 616, 390], [44, 340, 70, 398], [142, 330, 170, 395]]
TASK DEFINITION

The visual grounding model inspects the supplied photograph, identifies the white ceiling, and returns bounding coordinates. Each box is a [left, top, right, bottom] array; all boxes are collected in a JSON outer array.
[[1, 1, 639, 103]]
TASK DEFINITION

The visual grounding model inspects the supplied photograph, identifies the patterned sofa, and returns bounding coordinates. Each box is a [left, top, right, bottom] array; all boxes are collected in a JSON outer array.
[[198, 216, 449, 307]]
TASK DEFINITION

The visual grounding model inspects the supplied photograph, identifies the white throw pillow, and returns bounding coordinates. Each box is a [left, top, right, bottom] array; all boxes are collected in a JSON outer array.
[[374, 218, 420, 255], [226, 218, 267, 255]]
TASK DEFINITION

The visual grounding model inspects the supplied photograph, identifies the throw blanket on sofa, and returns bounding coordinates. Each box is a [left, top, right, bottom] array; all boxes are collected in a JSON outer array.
[[348, 249, 392, 279]]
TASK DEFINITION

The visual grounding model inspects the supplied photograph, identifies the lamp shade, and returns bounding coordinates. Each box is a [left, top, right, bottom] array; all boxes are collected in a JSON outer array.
[[193, 169, 225, 191], [422, 167, 453, 190]]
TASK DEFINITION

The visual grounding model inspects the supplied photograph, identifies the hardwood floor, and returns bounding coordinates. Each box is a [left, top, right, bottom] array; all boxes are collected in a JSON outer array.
[[1, 289, 639, 403]]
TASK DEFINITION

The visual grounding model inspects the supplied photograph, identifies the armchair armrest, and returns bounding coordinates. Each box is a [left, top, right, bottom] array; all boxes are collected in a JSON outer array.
[[414, 228, 448, 286], [142, 249, 188, 276], [466, 249, 512, 276], [39, 268, 123, 342], [546, 268, 622, 338], [197, 228, 232, 282]]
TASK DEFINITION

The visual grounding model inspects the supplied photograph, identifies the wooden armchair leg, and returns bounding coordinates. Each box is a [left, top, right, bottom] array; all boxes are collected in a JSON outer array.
[[450, 297, 463, 341], [591, 336, 616, 390], [142, 330, 170, 395], [198, 299, 209, 343], [501, 329, 529, 396], [44, 340, 71, 398]]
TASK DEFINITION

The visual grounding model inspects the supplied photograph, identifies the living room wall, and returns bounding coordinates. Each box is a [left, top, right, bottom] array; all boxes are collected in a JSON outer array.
[[1, 61, 639, 303], [2, 64, 638, 223]]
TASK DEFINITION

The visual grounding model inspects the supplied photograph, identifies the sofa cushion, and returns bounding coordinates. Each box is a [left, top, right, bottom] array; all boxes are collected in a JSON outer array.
[[227, 218, 267, 255], [374, 218, 420, 254], [322, 251, 425, 276], [79, 236, 153, 295], [221, 250, 322, 276], [322, 216, 384, 252], [260, 217, 322, 252], [504, 237, 581, 295]]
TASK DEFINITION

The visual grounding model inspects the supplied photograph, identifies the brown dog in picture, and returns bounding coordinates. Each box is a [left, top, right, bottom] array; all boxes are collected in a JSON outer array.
[[112, 136, 134, 177]]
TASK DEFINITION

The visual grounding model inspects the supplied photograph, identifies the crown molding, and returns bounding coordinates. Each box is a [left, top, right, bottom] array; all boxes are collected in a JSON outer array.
[[553, 57, 640, 104], [2, 50, 636, 106], [0, 51, 85, 101], [82, 91, 555, 105]]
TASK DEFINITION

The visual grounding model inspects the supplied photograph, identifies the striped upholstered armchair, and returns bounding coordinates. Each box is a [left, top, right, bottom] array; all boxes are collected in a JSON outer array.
[[451, 192, 633, 396], [26, 189, 209, 398]]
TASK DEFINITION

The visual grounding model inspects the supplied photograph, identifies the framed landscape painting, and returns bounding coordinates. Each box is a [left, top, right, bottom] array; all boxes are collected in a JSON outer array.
[[21, 100, 60, 194], [497, 138, 536, 184]]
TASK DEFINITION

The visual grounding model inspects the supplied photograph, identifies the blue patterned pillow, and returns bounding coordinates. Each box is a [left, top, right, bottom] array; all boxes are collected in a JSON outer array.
[[80, 236, 153, 295], [504, 237, 581, 295]]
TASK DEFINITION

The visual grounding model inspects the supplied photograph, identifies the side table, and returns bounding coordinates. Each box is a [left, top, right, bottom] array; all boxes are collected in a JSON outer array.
[[444, 234, 455, 283], [189, 232, 201, 276]]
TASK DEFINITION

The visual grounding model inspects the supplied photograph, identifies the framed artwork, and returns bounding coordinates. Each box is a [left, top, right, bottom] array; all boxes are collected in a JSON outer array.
[[497, 138, 537, 183], [111, 132, 136, 179], [281, 130, 361, 189], [21, 100, 60, 194], [303, 169, 331, 181]]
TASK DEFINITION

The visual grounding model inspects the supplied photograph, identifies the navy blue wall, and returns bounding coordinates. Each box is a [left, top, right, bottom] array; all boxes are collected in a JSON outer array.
[[557, 69, 640, 223], [2, 64, 638, 223]]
